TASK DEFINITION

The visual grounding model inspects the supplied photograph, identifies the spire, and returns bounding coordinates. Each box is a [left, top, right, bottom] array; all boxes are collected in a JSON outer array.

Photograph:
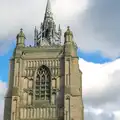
[[44, 0, 53, 19], [34, 0, 62, 46], [46, 0, 51, 13]]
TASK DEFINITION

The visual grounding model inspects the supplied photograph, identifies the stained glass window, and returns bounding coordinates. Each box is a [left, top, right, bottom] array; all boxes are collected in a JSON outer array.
[[35, 65, 51, 100]]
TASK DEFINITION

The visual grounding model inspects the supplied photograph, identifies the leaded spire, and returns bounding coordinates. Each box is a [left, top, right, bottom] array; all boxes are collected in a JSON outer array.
[[45, 0, 52, 15], [34, 0, 62, 46], [44, 0, 53, 22]]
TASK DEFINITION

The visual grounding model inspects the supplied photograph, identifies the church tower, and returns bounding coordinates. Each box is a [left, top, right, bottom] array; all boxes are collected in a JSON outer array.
[[3, 0, 84, 120]]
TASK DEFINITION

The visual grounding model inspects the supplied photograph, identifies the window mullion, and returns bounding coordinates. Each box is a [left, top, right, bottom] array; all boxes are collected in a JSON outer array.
[[35, 66, 50, 101], [45, 74, 46, 100], [40, 75, 41, 100]]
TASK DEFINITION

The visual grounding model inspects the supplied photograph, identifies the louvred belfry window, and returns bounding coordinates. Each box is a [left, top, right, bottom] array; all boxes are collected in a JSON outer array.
[[35, 65, 51, 100]]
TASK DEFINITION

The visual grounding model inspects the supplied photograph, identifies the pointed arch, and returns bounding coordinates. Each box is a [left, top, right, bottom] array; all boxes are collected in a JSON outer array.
[[35, 65, 51, 100]]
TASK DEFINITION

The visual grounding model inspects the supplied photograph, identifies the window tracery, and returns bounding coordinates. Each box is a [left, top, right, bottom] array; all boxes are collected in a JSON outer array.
[[35, 65, 51, 100]]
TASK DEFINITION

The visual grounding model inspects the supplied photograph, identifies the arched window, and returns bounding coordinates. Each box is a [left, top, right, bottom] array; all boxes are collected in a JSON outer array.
[[35, 65, 51, 100]]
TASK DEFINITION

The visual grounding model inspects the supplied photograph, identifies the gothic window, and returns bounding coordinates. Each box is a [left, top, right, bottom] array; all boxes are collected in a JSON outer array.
[[35, 65, 51, 100]]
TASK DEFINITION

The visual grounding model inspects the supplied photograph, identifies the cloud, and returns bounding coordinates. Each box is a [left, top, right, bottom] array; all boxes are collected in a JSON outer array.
[[74, 0, 120, 58], [0, 0, 120, 58], [85, 108, 114, 120], [52, 0, 88, 21], [0, 0, 88, 40], [0, 0, 88, 55], [79, 58, 120, 119], [0, 80, 7, 120], [80, 58, 120, 109], [114, 111, 120, 120]]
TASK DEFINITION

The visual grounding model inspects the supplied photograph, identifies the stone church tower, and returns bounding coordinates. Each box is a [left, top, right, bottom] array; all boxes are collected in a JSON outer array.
[[3, 0, 84, 120]]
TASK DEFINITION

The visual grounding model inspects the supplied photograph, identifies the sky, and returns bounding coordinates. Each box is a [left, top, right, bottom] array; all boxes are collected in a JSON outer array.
[[0, 0, 120, 120]]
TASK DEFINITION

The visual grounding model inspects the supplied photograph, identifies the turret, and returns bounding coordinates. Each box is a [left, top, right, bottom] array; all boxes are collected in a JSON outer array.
[[64, 26, 73, 43], [16, 28, 25, 47], [63, 26, 77, 57]]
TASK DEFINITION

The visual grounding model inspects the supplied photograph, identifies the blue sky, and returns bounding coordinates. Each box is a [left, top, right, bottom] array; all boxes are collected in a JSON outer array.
[[77, 49, 112, 64], [0, 43, 15, 83]]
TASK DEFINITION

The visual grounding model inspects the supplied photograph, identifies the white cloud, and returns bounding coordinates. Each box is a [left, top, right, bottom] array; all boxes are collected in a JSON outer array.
[[53, 0, 88, 20], [79, 59, 120, 97], [79, 58, 120, 112], [0, 0, 89, 54], [74, 0, 120, 58], [0, 0, 88, 40], [0, 80, 7, 98], [114, 111, 120, 120], [78, 58, 120, 119], [0, 0, 120, 58], [0, 80, 7, 120]]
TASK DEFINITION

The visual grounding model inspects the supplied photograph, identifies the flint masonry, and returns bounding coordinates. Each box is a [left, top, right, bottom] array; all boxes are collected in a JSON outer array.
[[3, 0, 84, 120]]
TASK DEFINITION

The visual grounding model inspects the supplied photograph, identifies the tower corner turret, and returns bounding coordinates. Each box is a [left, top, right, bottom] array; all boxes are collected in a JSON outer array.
[[16, 28, 26, 47]]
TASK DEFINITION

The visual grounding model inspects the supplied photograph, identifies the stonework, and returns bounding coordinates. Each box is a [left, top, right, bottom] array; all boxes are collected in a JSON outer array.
[[3, 0, 84, 120]]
